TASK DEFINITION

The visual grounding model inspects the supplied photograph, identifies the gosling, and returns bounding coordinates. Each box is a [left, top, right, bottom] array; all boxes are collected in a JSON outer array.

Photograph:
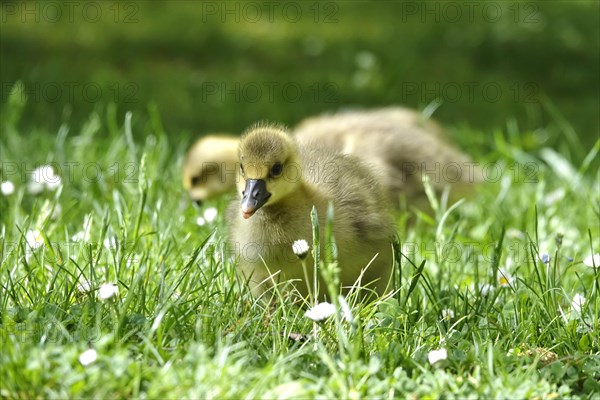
[[294, 107, 480, 207], [228, 124, 395, 299], [182, 134, 239, 206]]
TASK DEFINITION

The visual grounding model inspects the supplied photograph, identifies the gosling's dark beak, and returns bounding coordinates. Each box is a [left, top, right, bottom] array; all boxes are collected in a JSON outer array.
[[241, 179, 271, 219]]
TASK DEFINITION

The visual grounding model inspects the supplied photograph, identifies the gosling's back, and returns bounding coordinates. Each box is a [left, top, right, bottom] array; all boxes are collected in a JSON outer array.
[[294, 107, 478, 204]]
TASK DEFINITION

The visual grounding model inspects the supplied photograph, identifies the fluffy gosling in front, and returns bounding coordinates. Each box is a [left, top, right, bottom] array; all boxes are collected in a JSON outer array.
[[228, 124, 395, 300]]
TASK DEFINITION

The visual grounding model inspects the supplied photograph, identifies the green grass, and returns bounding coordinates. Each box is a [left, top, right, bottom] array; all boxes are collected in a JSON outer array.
[[1, 82, 599, 398]]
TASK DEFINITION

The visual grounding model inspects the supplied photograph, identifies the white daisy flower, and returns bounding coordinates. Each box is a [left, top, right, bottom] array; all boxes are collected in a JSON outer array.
[[292, 239, 310, 260], [497, 268, 513, 288], [583, 253, 600, 268], [338, 295, 354, 323], [571, 293, 586, 313], [506, 228, 524, 240], [33, 165, 54, 182], [305, 302, 335, 321], [103, 237, 117, 249], [25, 229, 45, 250], [98, 283, 118, 300], [1, 180, 15, 196], [441, 308, 455, 321], [71, 231, 87, 242], [24, 229, 45, 262], [77, 280, 92, 293], [46, 175, 62, 190], [203, 207, 218, 223], [27, 165, 62, 193], [479, 283, 495, 297], [78, 348, 97, 366], [196, 216, 206, 226], [428, 348, 448, 365], [355, 51, 376, 69], [27, 181, 45, 195]]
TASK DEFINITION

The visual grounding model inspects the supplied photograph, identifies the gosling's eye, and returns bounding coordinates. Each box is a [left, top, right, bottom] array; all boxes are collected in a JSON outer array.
[[270, 162, 283, 178], [191, 175, 201, 186]]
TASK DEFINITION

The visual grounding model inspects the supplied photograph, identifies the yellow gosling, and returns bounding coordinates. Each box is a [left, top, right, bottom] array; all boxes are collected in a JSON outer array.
[[294, 107, 480, 207], [182, 134, 239, 205], [228, 124, 395, 300]]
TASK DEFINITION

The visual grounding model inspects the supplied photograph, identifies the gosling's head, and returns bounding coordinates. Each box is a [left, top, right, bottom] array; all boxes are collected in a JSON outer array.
[[237, 125, 301, 219], [182, 135, 239, 206]]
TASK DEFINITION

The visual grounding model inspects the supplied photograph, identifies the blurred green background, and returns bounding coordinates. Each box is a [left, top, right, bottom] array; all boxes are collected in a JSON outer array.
[[1, 0, 598, 157]]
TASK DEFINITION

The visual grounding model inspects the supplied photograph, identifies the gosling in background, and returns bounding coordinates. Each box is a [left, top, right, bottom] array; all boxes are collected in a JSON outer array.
[[228, 124, 395, 299], [294, 107, 480, 207], [182, 134, 238, 206]]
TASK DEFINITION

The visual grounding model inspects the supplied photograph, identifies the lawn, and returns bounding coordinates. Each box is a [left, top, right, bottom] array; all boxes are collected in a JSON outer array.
[[1, 1, 599, 398]]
